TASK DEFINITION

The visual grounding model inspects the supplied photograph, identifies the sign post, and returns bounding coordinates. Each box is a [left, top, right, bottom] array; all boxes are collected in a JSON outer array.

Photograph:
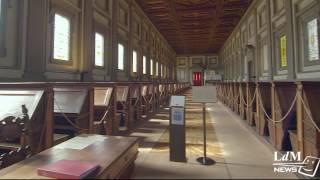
[[192, 86, 217, 165], [169, 96, 186, 162]]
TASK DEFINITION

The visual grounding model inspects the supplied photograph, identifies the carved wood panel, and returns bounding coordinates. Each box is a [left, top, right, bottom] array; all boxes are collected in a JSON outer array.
[[136, 0, 252, 54]]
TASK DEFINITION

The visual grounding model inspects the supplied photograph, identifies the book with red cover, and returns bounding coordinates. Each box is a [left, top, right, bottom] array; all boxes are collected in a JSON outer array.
[[37, 160, 100, 179]]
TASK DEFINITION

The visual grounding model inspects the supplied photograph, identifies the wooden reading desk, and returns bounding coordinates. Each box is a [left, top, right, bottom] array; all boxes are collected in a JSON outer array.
[[0, 134, 139, 179]]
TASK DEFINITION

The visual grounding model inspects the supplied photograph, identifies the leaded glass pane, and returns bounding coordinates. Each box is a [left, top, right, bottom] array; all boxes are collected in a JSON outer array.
[[307, 18, 319, 61], [132, 50, 137, 73], [143, 56, 147, 74], [95, 33, 104, 67], [54, 14, 71, 61], [150, 59, 153, 75], [118, 43, 124, 70], [280, 35, 287, 67]]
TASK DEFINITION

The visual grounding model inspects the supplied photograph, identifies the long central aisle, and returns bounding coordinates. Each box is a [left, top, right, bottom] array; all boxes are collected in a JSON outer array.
[[131, 89, 298, 179]]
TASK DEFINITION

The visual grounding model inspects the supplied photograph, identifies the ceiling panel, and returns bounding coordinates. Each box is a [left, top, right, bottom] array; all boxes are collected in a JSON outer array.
[[136, 0, 252, 54]]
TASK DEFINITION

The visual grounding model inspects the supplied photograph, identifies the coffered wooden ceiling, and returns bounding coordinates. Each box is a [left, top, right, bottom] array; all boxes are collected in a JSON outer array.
[[136, 0, 252, 54]]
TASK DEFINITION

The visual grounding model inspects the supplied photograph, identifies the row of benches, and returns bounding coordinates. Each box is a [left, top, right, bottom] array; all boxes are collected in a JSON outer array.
[[0, 82, 191, 157], [217, 81, 320, 158]]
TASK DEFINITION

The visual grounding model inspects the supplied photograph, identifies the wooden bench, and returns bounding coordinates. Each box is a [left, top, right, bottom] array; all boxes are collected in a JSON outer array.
[[129, 85, 140, 127], [53, 87, 91, 142], [0, 134, 139, 179], [239, 82, 247, 120], [256, 82, 272, 137], [272, 82, 297, 151], [247, 82, 256, 126], [93, 86, 114, 135], [115, 86, 130, 133], [140, 85, 149, 120], [147, 84, 155, 113], [297, 82, 320, 157], [0, 90, 46, 154], [0, 146, 31, 170]]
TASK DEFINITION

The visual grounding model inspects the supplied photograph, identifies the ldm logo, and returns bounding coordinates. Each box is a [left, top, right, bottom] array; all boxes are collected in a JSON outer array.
[[273, 152, 320, 177]]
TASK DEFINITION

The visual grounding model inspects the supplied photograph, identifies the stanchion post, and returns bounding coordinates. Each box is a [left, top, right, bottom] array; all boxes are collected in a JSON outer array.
[[196, 102, 215, 165]]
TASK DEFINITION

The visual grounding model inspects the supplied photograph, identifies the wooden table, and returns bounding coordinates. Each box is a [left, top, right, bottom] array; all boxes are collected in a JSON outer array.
[[0, 134, 139, 179]]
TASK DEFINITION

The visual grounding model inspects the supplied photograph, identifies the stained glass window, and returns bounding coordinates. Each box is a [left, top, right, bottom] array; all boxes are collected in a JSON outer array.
[[263, 44, 269, 71], [156, 62, 159, 76], [143, 56, 147, 74], [307, 18, 319, 61], [53, 14, 71, 61], [95, 33, 104, 67], [132, 50, 137, 73], [280, 35, 287, 67], [150, 59, 153, 75], [118, 43, 124, 70], [0, 0, 2, 20]]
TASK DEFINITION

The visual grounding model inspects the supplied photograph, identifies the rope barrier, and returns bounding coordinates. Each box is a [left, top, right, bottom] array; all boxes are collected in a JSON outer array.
[[54, 99, 89, 131], [239, 87, 257, 108], [297, 93, 320, 132], [219, 83, 320, 132], [149, 93, 154, 103], [133, 97, 140, 107], [97, 106, 111, 124], [257, 89, 298, 123], [256, 88, 273, 121]]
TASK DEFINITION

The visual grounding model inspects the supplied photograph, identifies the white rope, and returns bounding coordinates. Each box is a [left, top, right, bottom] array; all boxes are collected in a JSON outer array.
[[240, 87, 257, 108], [257, 89, 298, 123], [133, 97, 139, 107], [233, 90, 240, 102], [54, 99, 89, 131], [297, 93, 320, 132], [257, 88, 273, 121], [149, 93, 154, 103], [272, 93, 297, 123], [97, 106, 111, 124]]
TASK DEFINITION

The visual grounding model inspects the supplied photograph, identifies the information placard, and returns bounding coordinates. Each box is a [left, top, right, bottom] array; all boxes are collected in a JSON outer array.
[[192, 86, 217, 103], [171, 107, 184, 125]]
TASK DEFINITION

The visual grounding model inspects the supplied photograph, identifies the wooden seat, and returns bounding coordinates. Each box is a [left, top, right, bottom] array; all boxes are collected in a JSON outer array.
[[115, 86, 129, 133], [140, 85, 149, 119], [129, 86, 140, 126], [0, 146, 30, 169], [0, 114, 28, 151], [53, 87, 90, 139], [256, 83, 271, 137], [271, 83, 297, 151]]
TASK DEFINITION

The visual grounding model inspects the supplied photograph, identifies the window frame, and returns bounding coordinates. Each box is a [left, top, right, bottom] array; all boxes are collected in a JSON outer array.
[[94, 31, 106, 68], [303, 16, 320, 66], [273, 26, 288, 72], [142, 55, 147, 75], [155, 61, 159, 77], [0, 0, 7, 57], [117, 42, 125, 71], [150, 59, 153, 75], [51, 10, 73, 65], [132, 49, 138, 74]]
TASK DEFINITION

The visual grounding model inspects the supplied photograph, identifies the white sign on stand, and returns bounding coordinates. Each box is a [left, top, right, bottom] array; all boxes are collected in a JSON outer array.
[[170, 96, 185, 107], [192, 86, 217, 103], [192, 86, 217, 165]]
